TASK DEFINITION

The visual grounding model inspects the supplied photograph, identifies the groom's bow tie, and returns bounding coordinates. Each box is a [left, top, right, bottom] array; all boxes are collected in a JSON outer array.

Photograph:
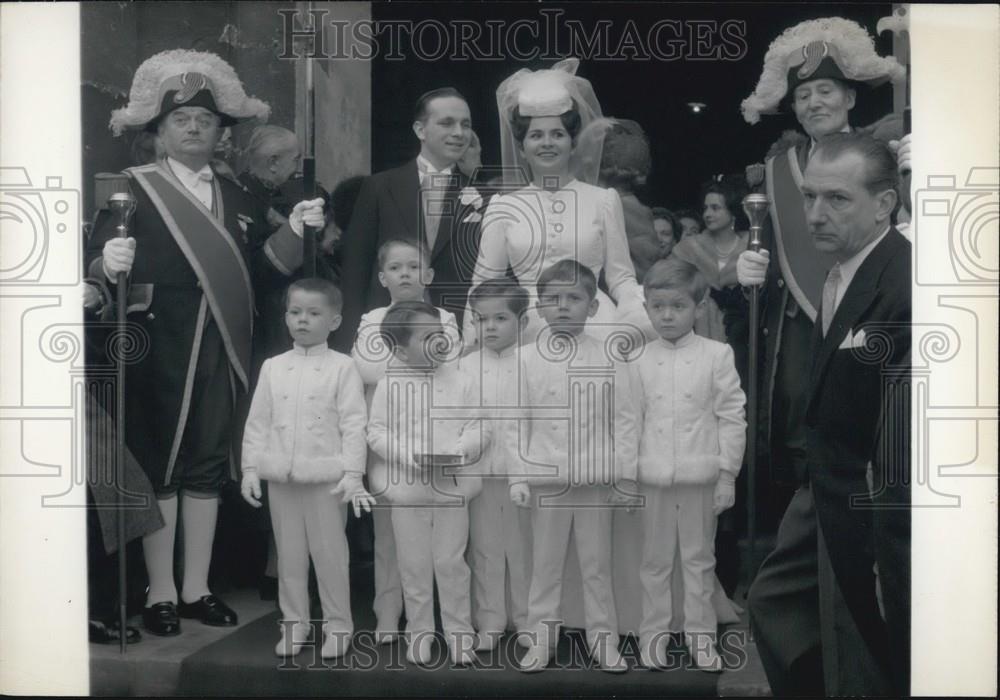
[[195, 166, 214, 182]]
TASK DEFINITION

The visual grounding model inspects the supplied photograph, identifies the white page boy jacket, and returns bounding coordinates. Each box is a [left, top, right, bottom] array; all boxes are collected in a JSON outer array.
[[242, 344, 367, 483], [628, 332, 746, 487], [513, 332, 638, 488], [367, 362, 489, 505], [458, 346, 524, 479]]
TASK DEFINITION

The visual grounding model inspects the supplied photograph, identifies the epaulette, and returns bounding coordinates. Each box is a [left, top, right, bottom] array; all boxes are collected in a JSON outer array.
[[765, 130, 808, 161], [211, 159, 243, 188], [856, 113, 904, 144]]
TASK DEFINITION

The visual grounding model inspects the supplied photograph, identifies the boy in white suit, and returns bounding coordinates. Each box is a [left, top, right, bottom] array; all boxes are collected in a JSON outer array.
[[366, 301, 490, 667], [510, 260, 639, 674], [629, 258, 746, 671], [241, 278, 375, 659], [461, 279, 534, 651], [351, 238, 461, 643]]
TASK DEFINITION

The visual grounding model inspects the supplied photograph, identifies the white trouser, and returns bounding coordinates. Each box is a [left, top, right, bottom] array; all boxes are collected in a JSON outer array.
[[269, 481, 352, 633], [391, 503, 473, 638], [639, 483, 717, 639], [524, 484, 618, 649], [468, 478, 532, 632], [372, 498, 404, 624]]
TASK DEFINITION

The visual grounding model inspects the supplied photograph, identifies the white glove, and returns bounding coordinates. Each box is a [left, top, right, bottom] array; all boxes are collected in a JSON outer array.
[[509, 482, 531, 508], [713, 475, 736, 515], [288, 197, 327, 238], [737, 249, 769, 287], [889, 133, 912, 176], [331, 473, 376, 517], [241, 471, 262, 508], [102, 237, 136, 279]]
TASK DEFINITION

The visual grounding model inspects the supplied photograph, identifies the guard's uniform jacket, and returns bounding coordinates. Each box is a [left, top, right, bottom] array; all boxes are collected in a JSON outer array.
[[85, 161, 302, 493]]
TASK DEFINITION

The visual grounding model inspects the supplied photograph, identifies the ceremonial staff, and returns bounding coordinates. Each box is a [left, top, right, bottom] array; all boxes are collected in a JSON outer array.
[[107, 191, 136, 652], [878, 5, 911, 137], [879, 2, 912, 206], [300, 0, 318, 276], [741, 193, 770, 576]]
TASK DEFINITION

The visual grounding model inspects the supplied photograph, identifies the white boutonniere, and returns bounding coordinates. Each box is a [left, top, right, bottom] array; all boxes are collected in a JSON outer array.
[[460, 187, 484, 223], [236, 213, 255, 233], [460, 186, 483, 209]]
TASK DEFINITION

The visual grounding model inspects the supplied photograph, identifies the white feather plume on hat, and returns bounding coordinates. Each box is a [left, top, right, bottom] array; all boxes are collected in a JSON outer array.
[[110, 49, 270, 135], [740, 17, 905, 125]]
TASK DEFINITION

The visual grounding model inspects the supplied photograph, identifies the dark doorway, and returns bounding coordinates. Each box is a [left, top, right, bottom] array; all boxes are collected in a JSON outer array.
[[370, 2, 894, 210]]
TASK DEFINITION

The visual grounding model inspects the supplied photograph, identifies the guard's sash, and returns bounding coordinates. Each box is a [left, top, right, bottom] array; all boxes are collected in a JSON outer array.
[[765, 146, 839, 321], [127, 163, 253, 390]]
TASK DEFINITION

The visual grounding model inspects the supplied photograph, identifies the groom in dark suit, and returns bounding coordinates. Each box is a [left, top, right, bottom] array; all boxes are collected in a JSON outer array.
[[748, 132, 911, 696], [333, 87, 483, 351]]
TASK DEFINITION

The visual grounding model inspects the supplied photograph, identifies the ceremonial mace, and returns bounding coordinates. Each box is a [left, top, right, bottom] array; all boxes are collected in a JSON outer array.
[[300, 0, 317, 277], [742, 193, 770, 577], [108, 191, 136, 653]]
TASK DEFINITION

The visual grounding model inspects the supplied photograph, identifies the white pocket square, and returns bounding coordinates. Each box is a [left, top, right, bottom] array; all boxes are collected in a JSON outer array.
[[838, 328, 867, 350]]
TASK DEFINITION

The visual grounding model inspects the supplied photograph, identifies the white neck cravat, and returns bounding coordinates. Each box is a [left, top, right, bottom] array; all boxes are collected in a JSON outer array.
[[821, 262, 842, 337], [167, 157, 214, 210], [416, 156, 452, 185]]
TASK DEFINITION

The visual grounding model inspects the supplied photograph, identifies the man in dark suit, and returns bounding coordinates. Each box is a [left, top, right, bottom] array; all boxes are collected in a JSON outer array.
[[333, 87, 484, 351], [747, 132, 911, 696]]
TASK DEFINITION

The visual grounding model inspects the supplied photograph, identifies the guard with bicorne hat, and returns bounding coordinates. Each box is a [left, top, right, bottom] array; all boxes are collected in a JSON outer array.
[[86, 49, 326, 637]]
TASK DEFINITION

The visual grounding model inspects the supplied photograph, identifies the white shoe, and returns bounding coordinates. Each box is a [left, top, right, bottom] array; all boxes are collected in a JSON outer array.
[[638, 635, 667, 669], [518, 643, 550, 673], [374, 617, 399, 645], [592, 636, 628, 674], [321, 629, 352, 659], [475, 630, 502, 652], [515, 630, 533, 649], [686, 633, 723, 673], [274, 622, 310, 657], [405, 632, 434, 666]]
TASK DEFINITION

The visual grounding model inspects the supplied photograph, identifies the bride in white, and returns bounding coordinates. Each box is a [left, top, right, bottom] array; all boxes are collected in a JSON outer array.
[[465, 58, 655, 349], [465, 58, 743, 643]]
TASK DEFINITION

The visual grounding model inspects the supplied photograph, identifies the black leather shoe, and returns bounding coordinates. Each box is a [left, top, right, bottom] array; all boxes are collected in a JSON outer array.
[[89, 619, 142, 645], [142, 602, 181, 636], [178, 594, 238, 627]]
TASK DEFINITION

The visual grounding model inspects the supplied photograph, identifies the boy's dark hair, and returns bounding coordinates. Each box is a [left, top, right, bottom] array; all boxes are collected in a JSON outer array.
[[285, 277, 343, 312], [536, 259, 598, 300], [642, 258, 709, 302], [380, 300, 441, 352], [376, 238, 431, 271], [414, 87, 467, 123], [468, 278, 530, 317]]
